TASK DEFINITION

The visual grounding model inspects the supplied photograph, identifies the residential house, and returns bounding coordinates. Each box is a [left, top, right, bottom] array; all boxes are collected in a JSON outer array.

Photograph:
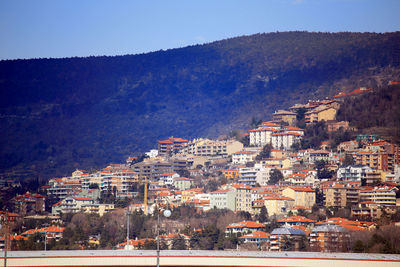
[[174, 177, 194, 191], [13, 192, 45, 215], [239, 231, 270, 248], [225, 221, 266, 236]]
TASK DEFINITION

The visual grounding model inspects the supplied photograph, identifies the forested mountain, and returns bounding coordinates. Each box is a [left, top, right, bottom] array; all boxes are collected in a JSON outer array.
[[0, 31, 399, 180]]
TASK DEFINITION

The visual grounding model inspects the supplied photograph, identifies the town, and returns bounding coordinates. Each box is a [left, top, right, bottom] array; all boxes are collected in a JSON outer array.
[[1, 85, 400, 254]]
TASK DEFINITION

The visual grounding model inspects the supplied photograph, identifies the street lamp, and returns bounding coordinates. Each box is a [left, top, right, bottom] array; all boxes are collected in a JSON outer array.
[[0, 212, 10, 267], [156, 199, 171, 267]]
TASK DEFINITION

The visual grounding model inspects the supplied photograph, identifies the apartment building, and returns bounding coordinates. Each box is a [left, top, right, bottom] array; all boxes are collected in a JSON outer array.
[[209, 189, 236, 211], [359, 185, 398, 206], [157, 137, 188, 156], [323, 182, 360, 208], [309, 225, 350, 252], [183, 138, 243, 157], [272, 110, 297, 125], [282, 187, 316, 209], [231, 184, 253, 213], [337, 165, 372, 182]]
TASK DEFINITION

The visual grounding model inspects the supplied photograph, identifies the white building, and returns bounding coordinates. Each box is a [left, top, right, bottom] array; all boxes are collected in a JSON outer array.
[[271, 132, 301, 150], [209, 189, 236, 211], [238, 164, 271, 186], [232, 151, 257, 165], [337, 165, 373, 182]]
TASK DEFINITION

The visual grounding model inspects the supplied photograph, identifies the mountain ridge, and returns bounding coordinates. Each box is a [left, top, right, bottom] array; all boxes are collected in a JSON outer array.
[[0, 31, 399, 180]]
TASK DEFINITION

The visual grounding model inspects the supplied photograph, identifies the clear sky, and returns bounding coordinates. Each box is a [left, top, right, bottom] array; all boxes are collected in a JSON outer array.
[[1, 0, 399, 60]]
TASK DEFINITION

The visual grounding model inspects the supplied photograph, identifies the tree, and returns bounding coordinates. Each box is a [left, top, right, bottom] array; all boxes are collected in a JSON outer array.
[[171, 236, 187, 250], [256, 143, 273, 160], [268, 169, 283, 185], [342, 154, 355, 166], [256, 206, 268, 222]]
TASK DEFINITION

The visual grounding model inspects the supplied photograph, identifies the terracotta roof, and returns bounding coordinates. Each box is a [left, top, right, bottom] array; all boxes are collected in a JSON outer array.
[[239, 231, 270, 239], [226, 221, 265, 229], [277, 216, 315, 223]]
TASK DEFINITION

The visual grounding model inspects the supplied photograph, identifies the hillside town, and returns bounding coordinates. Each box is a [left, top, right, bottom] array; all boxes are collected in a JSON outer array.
[[1, 86, 400, 253]]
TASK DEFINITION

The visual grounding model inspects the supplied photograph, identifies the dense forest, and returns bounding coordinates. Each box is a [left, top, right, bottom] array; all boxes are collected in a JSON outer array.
[[336, 84, 400, 143], [0, 31, 400, 180]]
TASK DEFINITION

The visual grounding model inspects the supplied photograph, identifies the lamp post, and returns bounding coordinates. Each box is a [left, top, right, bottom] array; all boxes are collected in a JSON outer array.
[[0, 212, 9, 267], [156, 198, 171, 267]]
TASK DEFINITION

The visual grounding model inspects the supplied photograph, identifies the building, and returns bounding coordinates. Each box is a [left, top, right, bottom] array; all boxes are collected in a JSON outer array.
[[232, 151, 257, 165], [249, 122, 281, 147], [263, 195, 295, 216], [158, 137, 188, 156], [359, 185, 398, 206], [231, 184, 253, 213], [277, 216, 315, 228], [14, 192, 45, 215], [323, 182, 359, 208], [225, 221, 266, 236], [209, 189, 236, 211], [238, 164, 271, 186], [337, 165, 372, 182], [305, 105, 338, 124], [173, 177, 194, 191], [52, 196, 94, 215], [183, 138, 243, 157], [282, 187, 316, 209], [272, 110, 297, 126], [269, 227, 306, 251], [271, 132, 302, 150], [309, 225, 349, 252], [239, 231, 270, 247]]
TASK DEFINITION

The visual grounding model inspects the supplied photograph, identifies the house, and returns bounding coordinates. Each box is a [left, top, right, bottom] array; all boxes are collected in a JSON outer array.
[[21, 226, 65, 241], [277, 216, 315, 228], [249, 122, 281, 147], [239, 231, 270, 247], [269, 227, 306, 251], [282, 187, 315, 209], [173, 177, 194, 190], [117, 238, 156, 250], [52, 196, 94, 215], [225, 221, 266, 236], [159, 172, 180, 186]]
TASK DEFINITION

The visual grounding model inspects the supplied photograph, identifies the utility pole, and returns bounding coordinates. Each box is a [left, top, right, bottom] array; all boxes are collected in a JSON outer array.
[[126, 210, 131, 247]]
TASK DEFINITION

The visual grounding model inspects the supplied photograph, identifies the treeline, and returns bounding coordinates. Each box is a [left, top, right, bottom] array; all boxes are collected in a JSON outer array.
[[336, 84, 400, 143]]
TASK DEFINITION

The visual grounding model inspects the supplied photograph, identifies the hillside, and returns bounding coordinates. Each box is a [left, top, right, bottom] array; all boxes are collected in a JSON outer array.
[[0, 31, 400, 180]]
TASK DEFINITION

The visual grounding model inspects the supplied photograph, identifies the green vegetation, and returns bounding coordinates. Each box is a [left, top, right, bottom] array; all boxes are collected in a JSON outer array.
[[0, 32, 399, 180]]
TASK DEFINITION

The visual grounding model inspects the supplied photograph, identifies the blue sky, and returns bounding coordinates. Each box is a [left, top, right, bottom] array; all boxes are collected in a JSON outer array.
[[1, 0, 399, 60]]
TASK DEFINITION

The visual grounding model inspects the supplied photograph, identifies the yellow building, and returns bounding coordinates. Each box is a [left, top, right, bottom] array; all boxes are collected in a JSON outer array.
[[223, 169, 240, 180], [180, 188, 202, 203], [305, 105, 337, 124], [282, 187, 315, 209], [260, 158, 292, 169], [272, 110, 297, 126], [263, 195, 295, 216]]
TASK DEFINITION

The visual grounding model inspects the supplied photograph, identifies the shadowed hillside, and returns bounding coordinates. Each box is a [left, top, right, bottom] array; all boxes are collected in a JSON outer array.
[[0, 31, 399, 180]]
